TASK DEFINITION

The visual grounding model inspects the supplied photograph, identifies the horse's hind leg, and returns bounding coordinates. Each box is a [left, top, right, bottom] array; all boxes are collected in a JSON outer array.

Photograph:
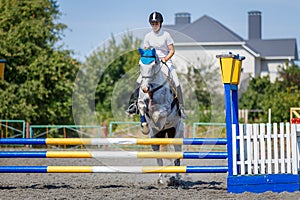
[[174, 144, 182, 166], [174, 120, 184, 179], [151, 144, 163, 166], [151, 144, 164, 184], [167, 145, 182, 186], [169, 125, 182, 179], [173, 144, 182, 180]]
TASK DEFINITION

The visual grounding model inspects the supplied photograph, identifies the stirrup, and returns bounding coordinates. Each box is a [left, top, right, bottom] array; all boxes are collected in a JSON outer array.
[[126, 103, 138, 115], [141, 122, 149, 135]]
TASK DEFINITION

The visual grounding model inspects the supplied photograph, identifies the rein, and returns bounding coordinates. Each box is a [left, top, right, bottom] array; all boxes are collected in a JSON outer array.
[[150, 79, 167, 94]]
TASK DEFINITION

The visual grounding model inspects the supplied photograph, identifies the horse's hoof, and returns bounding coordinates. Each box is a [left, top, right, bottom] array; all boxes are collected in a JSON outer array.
[[141, 123, 149, 135], [167, 176, 180, 187], [157, 178, 164, 185], [164, 173, 171, 178]]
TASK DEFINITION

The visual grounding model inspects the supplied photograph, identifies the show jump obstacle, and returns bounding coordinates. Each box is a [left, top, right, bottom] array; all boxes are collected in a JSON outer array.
[[0, 138, 228, 173], [0, 53, 299, 194], [217, 53, 300, 193]]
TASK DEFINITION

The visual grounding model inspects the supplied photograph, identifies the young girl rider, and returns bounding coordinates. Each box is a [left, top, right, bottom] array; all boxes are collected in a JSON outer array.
[[132, 11, 188, 134]]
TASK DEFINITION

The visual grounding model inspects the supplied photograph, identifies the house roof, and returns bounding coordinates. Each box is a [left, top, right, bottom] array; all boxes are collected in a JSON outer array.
[[165, 14, 298, 60], [246, 39, 298, 60], [165, 15, 244, 42]]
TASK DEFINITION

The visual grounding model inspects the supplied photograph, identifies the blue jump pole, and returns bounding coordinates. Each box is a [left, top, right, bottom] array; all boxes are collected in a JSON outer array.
[[0, 166, 228, 173], [231, 84, 240, 174], [224, 83, 233, 176], [0, 151, 228, 159], [0, 138, 227, 145]]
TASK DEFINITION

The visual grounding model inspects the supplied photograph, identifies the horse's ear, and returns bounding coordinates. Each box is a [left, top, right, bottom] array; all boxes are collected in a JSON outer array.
[[138, 47, 144, 55], [151, 48, 156, 56]]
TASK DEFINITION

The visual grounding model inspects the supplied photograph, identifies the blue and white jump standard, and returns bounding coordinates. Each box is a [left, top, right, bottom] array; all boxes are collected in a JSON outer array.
[[217, 53, 300, 193]]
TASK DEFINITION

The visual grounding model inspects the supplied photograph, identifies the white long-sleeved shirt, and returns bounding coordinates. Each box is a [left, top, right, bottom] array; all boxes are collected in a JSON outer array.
[[143, 29, 174, 59]]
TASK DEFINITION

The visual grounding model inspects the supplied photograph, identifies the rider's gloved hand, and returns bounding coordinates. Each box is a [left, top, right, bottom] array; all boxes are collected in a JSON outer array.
[[160, 58, 167, 65]]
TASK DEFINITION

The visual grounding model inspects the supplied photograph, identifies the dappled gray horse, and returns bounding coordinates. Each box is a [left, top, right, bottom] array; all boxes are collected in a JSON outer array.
[[137, 48, 184, 184]]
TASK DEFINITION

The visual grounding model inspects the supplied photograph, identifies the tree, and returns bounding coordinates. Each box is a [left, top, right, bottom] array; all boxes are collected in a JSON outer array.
[[263, 64, 300, 122], [240, 64, 300, 123], [184, 60, 224, 123], [278, 64, 300, 88], [73, 33, 141, 125], [0, 0, 79, 124]]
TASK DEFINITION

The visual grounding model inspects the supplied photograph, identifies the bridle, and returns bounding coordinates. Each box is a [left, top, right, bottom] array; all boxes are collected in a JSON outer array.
[[140, 55, 161, 80], [140, 55, 167, 96]]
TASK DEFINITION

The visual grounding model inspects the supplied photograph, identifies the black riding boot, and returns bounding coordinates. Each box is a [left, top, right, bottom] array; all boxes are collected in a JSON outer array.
[[176, 86, 188, 119]]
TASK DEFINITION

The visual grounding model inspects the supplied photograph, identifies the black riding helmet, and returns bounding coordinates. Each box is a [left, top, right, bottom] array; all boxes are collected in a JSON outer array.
[[149, 12, 163, 24]]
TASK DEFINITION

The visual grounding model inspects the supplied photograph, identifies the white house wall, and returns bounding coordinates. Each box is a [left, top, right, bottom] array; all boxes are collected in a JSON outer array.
[[261, 60, 286, 82], [173, 43, 258, 83]]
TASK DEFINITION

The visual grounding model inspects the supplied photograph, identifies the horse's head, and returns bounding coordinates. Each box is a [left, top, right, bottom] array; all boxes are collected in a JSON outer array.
[[138, 48, 160, 93]]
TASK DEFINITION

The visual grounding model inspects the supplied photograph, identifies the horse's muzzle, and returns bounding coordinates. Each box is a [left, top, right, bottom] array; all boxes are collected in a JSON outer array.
[[141, 84, 151, 93]]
